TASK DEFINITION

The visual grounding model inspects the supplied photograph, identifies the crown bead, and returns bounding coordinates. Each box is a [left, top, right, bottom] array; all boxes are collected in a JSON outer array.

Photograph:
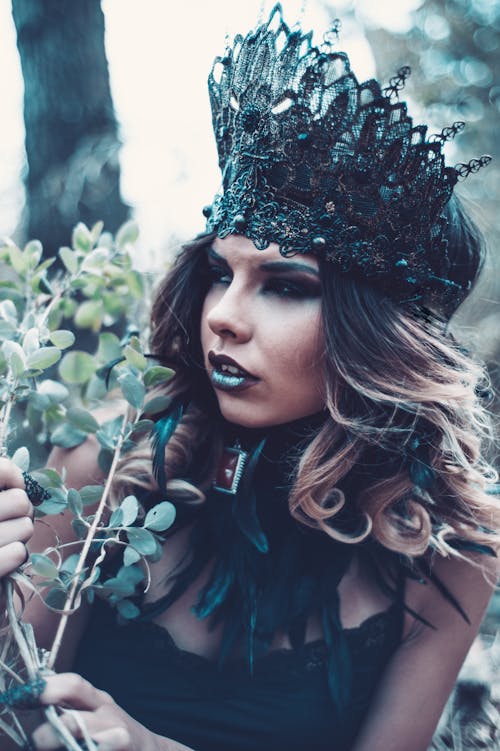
[[202, 205, 213, 218], [234, 214, 247, 231], [312, 236, 326, 249]]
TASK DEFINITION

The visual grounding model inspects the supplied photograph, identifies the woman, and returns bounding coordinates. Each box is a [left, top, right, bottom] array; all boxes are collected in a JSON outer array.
[[0, 7, 499, 751]]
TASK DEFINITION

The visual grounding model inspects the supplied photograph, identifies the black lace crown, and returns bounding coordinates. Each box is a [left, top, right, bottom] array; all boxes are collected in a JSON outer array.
[[204, 5, 490, 309]]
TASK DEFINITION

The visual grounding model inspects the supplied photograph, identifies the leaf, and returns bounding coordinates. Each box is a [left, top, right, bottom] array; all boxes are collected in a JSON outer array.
[[0, 299, 18, 323], [79, 485, 104, 505], [67, 489, 83, 516], [60, 553, 81, 575], [118, 371, 145, 409], [8, 244, 28, 274], [72, 222, 93, 252], [30, 553, 59, 580], [33, 273, 53, 295], [74, 299, 104, 331], [2, 340, 26, 376], [102, 565, 144, 597], [72, 518, 88, 539], [59, 350, 96, 384], [144, 366, 175, 387], [59, 246, 79, 274], [31, 467, 64, 488], [24, 239, 43, 269], [11, 446, 30, 472], [38, 379, 69, 403], [116, 599, 141, 619], [26, 347, 61, 371], [123, 546, 141, 566], [120, 495, 140, 526], [80, 248, 109, 273], [0, 320, 17, 339], [142, 395, 172, 416], [67, 407, 99, 433], [116, 220, 139, 249], [90, 220, 104, 245], [22, 327, 40, 355], [95, 428, 116, 450], [44, 587, 68, 610], [124, 344, 147, 371], [108, 508, 123, 528], [50, 424, 87, 449], [129, 419, 154, 439], [97, 332, 122, 363], [144, 501, 176, 532], [49, 329, 75, 349], [126, 527, 157, 556]]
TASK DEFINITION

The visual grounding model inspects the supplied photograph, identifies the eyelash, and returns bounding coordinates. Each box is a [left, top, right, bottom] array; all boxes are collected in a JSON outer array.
[[206, 265, 320, 300]]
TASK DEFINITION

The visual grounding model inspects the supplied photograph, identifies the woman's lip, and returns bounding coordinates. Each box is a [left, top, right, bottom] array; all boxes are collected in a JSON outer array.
[[208, 350, 257, 379], [210, 368, 259, 393]]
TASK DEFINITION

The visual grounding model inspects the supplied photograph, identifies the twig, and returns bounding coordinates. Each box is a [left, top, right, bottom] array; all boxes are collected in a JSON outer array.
[[0, 391, 16, 458], [47, 410, 130, 669], [43, 705, 85, 751]]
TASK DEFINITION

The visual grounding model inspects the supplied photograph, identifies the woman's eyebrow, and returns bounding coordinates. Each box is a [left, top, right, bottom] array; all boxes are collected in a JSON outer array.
[[207, 247, 319, 277], [259, 260, 319, 277]]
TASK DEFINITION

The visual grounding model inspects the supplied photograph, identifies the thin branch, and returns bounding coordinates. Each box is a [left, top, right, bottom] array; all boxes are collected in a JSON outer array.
[[0, 391, 16, 458], [47, 410, 130, 669]]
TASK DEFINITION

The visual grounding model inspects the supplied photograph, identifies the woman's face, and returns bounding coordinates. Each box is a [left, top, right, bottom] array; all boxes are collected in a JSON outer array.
[[200, 235, 325, 428]]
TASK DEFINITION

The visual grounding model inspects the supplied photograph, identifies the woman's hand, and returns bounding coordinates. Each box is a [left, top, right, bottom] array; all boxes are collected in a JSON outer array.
[[0, 458, 34, 579], [31, 673, 193, 751]]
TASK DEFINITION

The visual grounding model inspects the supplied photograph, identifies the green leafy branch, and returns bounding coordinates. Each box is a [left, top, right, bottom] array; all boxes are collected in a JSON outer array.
[[0, 221, 176, 749]]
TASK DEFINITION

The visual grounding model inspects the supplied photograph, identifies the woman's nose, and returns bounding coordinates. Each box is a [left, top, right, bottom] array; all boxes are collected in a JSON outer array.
[[205, 286, 252, 342]]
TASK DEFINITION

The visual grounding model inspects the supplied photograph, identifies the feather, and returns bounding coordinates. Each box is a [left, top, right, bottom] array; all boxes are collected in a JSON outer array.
[[150, 401, 184, 494], [232, 438, 269, 552]]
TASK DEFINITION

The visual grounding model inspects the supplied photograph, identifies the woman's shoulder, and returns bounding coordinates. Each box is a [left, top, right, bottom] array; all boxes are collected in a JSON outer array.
[[402, 551, 498, 642]]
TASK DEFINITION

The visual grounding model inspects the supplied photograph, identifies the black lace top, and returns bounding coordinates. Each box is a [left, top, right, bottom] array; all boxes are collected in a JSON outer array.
[[74, 597, 402, 751]]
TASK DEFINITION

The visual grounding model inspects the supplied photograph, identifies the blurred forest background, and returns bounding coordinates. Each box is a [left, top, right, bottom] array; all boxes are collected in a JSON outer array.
[[1, 0, 500, 748]]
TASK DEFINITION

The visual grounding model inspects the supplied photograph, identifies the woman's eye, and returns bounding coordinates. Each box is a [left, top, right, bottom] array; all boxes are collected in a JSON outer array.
[[265, 278, 320, 299]]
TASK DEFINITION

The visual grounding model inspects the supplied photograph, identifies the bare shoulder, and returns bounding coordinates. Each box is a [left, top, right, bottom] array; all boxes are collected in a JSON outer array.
[[403, 551, 498, 641], [352, 552, 498, 751]]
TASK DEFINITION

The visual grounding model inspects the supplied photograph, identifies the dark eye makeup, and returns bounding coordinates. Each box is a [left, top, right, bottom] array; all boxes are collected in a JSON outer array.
[[206, 263, 320, 300]]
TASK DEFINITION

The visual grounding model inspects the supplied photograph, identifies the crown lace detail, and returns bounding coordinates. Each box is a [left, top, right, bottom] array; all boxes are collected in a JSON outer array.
[[205, 4, 490, 308]]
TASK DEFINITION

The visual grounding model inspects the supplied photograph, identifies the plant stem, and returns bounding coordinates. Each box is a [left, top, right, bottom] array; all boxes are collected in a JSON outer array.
[[4, 580, 36, 682], [47, 410, 130, 670], [0, 391, 16, 458]]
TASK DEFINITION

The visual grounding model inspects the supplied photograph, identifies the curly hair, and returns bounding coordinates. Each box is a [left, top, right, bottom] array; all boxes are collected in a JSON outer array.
[[113, 198, 500, 566]]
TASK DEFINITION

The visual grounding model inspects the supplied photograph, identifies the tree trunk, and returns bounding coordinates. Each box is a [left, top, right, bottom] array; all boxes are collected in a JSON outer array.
[[12, 0, 129, 256]]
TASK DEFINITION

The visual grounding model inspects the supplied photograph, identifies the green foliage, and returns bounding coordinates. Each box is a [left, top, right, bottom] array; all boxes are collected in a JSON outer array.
[[0, 219, 177, 648]]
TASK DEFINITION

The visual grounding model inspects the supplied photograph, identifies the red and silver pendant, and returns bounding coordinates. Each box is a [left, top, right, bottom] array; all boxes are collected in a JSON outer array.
[[213, 444, 248, 495]]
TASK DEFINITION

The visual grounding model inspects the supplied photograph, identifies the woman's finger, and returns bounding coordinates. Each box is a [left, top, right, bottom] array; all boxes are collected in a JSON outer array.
[[0, 457, 25, 490], [0, 487, 33, 521], [38, 673, 112, 711], [0, 541, 28, 577], [91, 727, 132, 751], [32, 709, 97, 749], [0, 515, 34, 547]]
